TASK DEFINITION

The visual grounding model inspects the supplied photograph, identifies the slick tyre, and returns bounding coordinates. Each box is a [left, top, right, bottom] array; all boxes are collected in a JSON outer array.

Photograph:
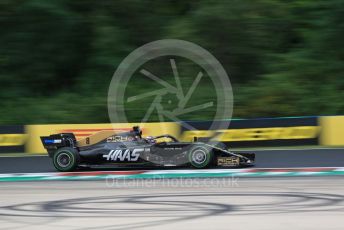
[[53, 147, 80, 172], [188, 146, 213, 169]]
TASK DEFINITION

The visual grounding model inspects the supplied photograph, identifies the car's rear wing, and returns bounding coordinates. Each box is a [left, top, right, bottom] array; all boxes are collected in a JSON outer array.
[[40, 133, 77, 157]]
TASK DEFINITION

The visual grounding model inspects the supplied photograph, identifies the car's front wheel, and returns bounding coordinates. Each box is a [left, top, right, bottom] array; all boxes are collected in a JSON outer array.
[[53, 147, 80, 172], [188, 146, 213, 169]]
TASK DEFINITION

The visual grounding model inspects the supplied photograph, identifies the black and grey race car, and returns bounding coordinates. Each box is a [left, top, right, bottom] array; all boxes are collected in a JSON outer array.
[[41, 126, 255, 172]]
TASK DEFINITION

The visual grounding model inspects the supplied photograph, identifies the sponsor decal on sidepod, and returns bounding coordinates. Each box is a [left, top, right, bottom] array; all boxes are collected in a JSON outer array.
[[103, 148, 143, 162]]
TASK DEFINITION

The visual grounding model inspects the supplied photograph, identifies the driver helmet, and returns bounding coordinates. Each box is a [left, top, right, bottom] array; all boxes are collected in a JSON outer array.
[[145, 136, 156, 144]]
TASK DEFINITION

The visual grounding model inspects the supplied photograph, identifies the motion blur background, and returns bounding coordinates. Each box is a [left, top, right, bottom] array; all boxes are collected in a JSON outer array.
[[0, 0, 343, 124]]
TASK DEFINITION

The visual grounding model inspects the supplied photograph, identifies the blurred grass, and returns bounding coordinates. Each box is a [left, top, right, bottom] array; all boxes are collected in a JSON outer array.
[[0, 0, 343, 124]]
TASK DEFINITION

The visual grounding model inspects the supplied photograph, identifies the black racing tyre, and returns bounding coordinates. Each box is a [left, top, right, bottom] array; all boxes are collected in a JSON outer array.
[[53, 147, 80, 172], [188, 145, 213, 169]]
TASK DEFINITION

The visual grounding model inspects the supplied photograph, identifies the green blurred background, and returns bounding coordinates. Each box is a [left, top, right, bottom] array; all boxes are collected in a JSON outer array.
[[0, 0, 343, 124]]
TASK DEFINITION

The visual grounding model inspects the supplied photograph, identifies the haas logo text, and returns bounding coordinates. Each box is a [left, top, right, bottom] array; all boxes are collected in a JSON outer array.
[[103, 148, 142, 161]]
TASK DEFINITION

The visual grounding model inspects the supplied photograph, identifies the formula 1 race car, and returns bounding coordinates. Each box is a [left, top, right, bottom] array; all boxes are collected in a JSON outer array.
[[41, 126, 255, 172]]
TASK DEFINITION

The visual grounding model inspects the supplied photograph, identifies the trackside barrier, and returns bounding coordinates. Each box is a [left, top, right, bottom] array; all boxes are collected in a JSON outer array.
[[0, 125, 26, 153], [2, 115, 344, 154], [319, 116, 344, 146], [180, 117, 320, 147]]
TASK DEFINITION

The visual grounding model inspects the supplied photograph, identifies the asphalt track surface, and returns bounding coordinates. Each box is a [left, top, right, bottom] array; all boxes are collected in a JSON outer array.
[[1, 150, 343, 229], [0, 148, 344, 173], [0, 177, 343, 230]]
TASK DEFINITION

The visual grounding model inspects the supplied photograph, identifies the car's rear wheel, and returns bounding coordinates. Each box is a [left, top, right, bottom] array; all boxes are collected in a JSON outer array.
[[188, 146, 213, 169], [53, 147, 79, 172]]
